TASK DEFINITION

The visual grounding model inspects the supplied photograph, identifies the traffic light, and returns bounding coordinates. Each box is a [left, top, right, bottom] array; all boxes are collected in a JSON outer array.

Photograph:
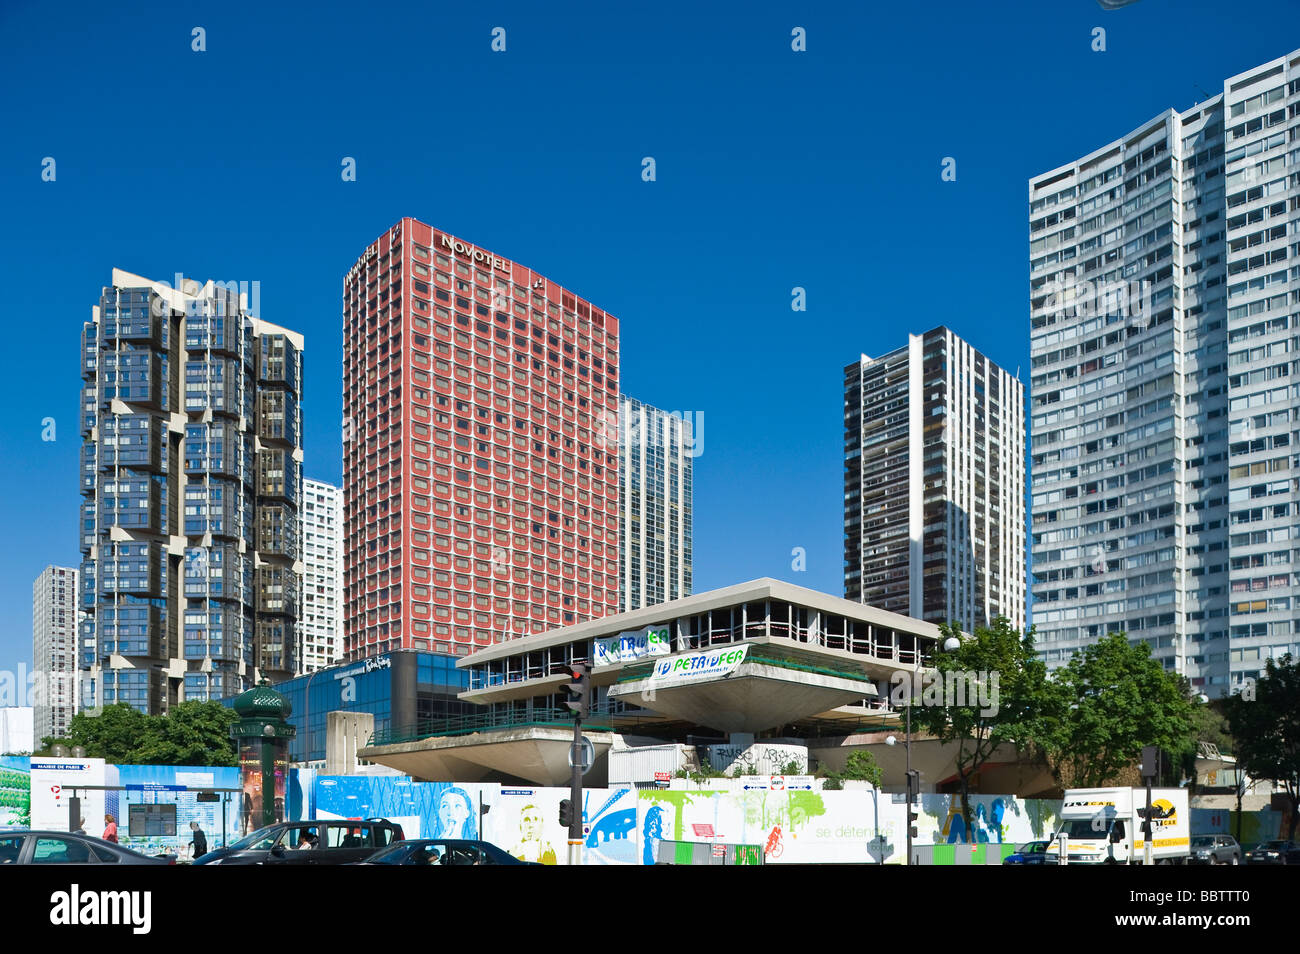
[[905, 770, 920, 838], [561, 663, 591, 719], [558, 798, 572, 828]]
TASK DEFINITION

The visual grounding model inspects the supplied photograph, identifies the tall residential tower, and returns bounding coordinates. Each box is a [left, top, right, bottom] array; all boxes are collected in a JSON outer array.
[[299, 478, 344, 673], [32, 566, 80, 741], [341, 219, 620, 660], [80, 269, 303, 713], [1028, 49, 1300, 695], [617, 395, 694, 612], [844, 327, 1026, 632]]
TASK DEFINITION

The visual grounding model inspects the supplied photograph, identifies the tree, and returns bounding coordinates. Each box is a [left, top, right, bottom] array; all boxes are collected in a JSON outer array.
[[818, 749, 883, 791], [1225, 654, 1300, 840], [1036, 633, 1195, 790], [910, 618, 1049, 841], [1168, 694, 1234, 792], [40, 702, 238, 766], [41, 704, 149, 763], [133, 702, 239, 766]]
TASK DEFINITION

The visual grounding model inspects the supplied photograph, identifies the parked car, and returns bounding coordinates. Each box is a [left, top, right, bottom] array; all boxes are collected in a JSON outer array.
[[1003, 840, 1053, 865], [0, 830, 174, 865], [193, 819, 405, 866], [355, 838, 541, 866], [1190, 834, 1241, 865], [1244, 840, 1300, 865]]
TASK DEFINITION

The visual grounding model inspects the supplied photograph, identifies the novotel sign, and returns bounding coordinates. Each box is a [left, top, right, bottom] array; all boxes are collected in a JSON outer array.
[[649, 646, 749, 683], [439, 234, 511, 272]]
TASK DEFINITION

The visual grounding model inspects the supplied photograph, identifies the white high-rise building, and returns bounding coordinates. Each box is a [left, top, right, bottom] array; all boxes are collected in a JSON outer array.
[[300, 479, 344, 673], [843, 327, 1026, 632], [32, 566, 80, 741], [618, 396, 694, 612], [1028, 49, 1300, 696]]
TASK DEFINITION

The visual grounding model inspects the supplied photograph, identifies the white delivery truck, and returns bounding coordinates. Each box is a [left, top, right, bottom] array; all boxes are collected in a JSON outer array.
[[1045, 787, 1190, 865]]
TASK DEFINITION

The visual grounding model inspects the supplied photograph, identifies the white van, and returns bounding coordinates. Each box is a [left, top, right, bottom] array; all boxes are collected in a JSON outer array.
[[1045, 787, 1190, 865]]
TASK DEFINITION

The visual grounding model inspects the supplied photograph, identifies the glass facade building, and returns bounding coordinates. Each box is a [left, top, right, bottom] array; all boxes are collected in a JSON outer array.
[[80, 270, 304, 714], [258, 650, 471, 763]]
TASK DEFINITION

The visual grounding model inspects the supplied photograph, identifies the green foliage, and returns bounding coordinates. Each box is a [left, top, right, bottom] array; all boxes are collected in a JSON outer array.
[[841, 750, 883, 787], [1225, 654, 1300, 834], [1035, 633, 1195, 790], [911, 617, 1049, 837], [779, 759, 805, 776], [1168, 693, 1234, 789], [39, 702, 238, 766], [817, 749, 883, 791]]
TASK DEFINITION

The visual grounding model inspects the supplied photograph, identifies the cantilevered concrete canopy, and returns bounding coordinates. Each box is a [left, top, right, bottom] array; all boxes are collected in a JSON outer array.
[[360, 727, 623, 787], [609, 659, 876, 734]]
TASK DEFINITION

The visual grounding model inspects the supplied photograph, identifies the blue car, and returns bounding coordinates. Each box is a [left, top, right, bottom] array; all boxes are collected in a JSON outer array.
[[1003, 840, 1052, 865]]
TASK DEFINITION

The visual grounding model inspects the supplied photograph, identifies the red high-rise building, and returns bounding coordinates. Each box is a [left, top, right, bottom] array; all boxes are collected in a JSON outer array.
[[342, 219, 620, 659]]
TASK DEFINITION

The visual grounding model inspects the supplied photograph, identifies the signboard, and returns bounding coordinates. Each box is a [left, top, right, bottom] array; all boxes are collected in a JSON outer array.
[[649, 646, 748, 683], [712, 844, 726, 858], [594, 627, 672, 667], [567, 737, 595, 776], [654, 772, 671, 783], [128, 803, 176, 837], [692, 823, 715, 838]]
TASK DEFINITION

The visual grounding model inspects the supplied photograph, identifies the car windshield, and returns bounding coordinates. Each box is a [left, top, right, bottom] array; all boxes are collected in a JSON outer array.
[[1017, 842, 1045, 854], [1191, 836, 1214, 848], [1260, 841, 1289, 849], [1060, 819, 1109, 839], [226, 826, 284, 851], [364, 843, 412, 864]]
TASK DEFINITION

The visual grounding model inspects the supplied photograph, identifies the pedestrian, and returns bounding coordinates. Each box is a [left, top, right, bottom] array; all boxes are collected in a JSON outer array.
[[72, 817, 86, 835], [102, 814, 118, 843], [189, 821, 207, 859]]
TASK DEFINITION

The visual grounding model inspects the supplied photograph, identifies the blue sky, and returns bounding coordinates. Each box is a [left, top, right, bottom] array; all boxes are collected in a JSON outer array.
[[0, 0, 1289, 667]]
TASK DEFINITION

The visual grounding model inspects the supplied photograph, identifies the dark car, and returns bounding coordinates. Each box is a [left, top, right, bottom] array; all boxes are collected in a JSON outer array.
[[1003, 840, 1053, 865], [355, 838, 541, 866], [1244, 840, 1300, 865], [194, 819, 404, 866], [0, 830, 174, 865], [1190, 834, 1241, 865]]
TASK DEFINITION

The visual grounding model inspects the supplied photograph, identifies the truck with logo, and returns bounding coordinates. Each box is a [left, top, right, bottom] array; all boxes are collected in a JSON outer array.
[[1044, 787, 1190, 865]]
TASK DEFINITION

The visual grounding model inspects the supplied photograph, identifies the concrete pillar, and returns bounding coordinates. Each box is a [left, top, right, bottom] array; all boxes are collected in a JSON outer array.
[[325, 711, 375, 775]]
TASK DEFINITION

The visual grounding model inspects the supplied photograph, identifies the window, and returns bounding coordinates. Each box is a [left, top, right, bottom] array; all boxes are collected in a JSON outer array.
[[32, 837, 92, 863]]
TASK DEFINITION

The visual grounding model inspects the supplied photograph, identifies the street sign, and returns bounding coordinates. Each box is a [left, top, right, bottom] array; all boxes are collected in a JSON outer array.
[[654, 771, 671, 782], [567, 736, 595, 776], [692, 824, 715, 838]]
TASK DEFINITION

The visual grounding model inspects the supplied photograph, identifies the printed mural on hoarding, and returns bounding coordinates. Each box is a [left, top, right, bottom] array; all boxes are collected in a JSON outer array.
[[115, 764, 241, 860], [582, 787, 638, 865], [312, 775, 493, 842], [30, 758, 118, 833], [494, 787, 566, 864], [0, 756, 30, 827]]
